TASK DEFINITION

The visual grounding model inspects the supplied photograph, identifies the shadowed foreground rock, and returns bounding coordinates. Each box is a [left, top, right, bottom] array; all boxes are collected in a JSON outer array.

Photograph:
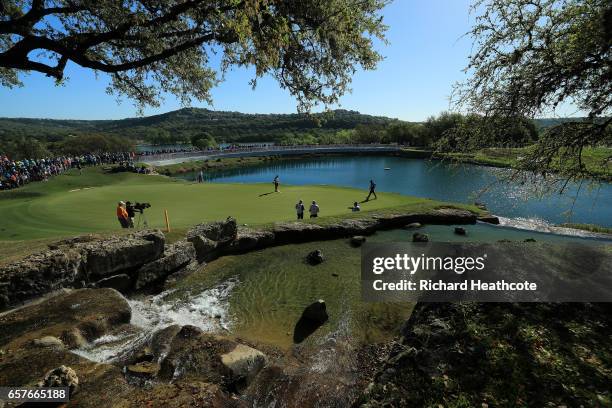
[[360, 302, 612, 407], [0, 290, 256, 407]]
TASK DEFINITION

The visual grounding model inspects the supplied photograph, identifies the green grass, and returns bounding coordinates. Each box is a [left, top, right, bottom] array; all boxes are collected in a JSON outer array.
[[437, 146, 611, 180], [0, 167, 476, 242], [557, 223, 612, 234], [153, 156, 272, 175]]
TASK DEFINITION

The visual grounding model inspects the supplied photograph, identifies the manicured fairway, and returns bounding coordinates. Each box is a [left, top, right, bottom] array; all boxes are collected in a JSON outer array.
[[0, 167, 452, 241]]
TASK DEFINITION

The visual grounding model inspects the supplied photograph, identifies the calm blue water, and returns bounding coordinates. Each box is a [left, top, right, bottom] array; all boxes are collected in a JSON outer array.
[[179, 156, 612, 228]]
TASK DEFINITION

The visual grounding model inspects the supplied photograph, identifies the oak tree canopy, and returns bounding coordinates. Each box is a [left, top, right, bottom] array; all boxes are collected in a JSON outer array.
[[453, 0, 611, 182], [0, 0, 388, 111]]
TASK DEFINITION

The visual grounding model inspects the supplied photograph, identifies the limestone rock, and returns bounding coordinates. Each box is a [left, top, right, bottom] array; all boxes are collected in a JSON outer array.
[[229, 228, 276, 253], [32, 336, 64, 348], [135, 241, 196, 289], [412, 233, 429, 242], [38, 365, 79, 395], [79, 230, 165, 280], [477, 215, 500, 225], [220, 344, 266, 384], [454, 227, 467, 236], [301, 300, 328, 325], [158, 327, 236, 384], [187, 217, 237, 243], [0, 249, 83, 309], [0, 230, 165, 309], [127, 361, 160, 378], [350, 236, 367, 247], [95, 273, 133, 293], [0, 288, 131, 350], [306, 250, 324, 265], [404, 222, 422, 229], [188, 235, 218, 262]]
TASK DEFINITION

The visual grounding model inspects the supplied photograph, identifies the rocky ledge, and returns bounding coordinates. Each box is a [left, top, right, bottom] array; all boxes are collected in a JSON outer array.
[[1, 207, 496, 310]]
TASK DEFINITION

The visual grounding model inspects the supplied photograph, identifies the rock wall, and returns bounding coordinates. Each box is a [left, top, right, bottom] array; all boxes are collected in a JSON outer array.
[[0, 230, 195, 310], [1, 208, 496, 310]]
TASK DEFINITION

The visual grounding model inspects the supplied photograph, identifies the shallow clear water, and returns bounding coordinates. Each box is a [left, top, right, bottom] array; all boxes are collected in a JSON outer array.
[[178, 156, 611, 227]]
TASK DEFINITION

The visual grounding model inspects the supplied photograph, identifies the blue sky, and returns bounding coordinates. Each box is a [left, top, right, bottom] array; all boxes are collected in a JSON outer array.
[[0, 1, 502, 121]]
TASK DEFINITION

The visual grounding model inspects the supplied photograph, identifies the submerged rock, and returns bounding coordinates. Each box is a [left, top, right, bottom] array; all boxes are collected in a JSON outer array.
[[302, 300, 328, 325], [350, 236, 367, 247], [306, 250, 324, 265], [294, 299, 329, 343], [404, 222, 422, 229], [412, 232, 429, 242], [454, 227, 467, 236]]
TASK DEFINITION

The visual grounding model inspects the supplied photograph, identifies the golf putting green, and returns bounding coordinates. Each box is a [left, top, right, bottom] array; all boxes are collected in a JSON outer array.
[[0, 168, 441, 241]]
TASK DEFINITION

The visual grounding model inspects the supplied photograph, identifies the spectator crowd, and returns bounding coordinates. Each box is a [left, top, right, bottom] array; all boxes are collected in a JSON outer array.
[[0, 152, 135, 190]]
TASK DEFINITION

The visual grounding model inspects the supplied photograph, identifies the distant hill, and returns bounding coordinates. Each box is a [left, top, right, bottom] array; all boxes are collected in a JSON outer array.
[[0, 108, 402, 144]]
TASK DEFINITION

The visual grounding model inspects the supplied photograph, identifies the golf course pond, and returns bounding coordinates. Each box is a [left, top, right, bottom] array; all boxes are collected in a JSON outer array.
[[178, 155, 612, 229]]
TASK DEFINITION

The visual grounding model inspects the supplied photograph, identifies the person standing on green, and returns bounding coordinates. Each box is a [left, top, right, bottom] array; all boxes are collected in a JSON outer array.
[[366, 179, 377, 201], [273, 175, 280, 192], [295, 200, 305, 219]]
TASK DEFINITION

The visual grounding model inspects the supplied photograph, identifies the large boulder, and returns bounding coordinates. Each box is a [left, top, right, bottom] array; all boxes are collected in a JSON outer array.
[[306, 250, 324, 265], [135, 240, 196, 289], [187, 217, 237, 244], [454, 227, 467, 236], [301, 300, 329, 325], [188, 235, 218, 262], [293, 300, 329, 343], [38, 365, 79, 395], [412, 233, 429, 242], [478, 215, 500, 224], [158, 326, 236, 385], [0, 249, 83, 309], [0, 288, 131, 350], [228, 228, 276, 253], [0, 231, 166, 309], [220, 344, 266, 385], [350, 236, 367, 247], [78, 230, 165, 280]]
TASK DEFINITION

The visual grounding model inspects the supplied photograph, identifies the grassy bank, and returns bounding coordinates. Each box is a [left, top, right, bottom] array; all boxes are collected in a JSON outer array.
[[0, 167, 480, 242], [557, 223, 612, 234], [150, 155, 275, 176], [436, 146, 611, 180]]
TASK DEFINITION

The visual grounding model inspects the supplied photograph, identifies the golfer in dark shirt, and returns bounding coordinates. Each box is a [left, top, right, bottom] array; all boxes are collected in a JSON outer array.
[[366, 179, 377, 201]]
